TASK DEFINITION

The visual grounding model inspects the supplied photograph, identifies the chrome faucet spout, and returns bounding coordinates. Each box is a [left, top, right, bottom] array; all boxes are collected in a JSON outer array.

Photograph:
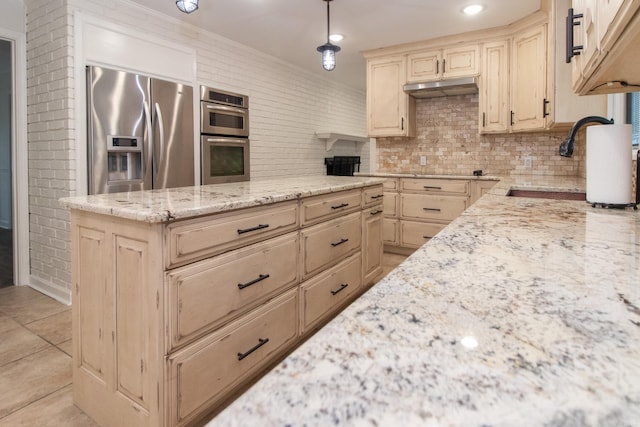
[[559, 116, 614, 157]]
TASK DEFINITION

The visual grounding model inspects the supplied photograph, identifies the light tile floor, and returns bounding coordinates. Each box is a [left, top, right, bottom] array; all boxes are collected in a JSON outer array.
[[0, 252, 407, 426]]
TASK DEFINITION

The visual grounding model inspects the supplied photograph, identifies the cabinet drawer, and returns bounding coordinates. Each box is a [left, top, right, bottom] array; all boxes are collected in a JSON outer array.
[[301, 212, 362, 279], [363, 185, 384, 207], [400, 194, 467, 222], [300, 189, 362, 226], [166, 201, 298, 268], [167, 289, 298, 426], [300, 253, 361, 332], [401, 178, 469, 194], [166, 232, 299, 351], [400, 220, 446, 248]]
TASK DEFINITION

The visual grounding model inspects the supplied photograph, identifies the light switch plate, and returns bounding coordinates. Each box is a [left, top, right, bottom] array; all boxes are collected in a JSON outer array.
[[420, 155, 427, 166]]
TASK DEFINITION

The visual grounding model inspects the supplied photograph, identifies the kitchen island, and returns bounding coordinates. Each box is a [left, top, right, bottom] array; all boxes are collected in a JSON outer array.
[[208, 175, 640, 426], [59, 175, 386, 427]]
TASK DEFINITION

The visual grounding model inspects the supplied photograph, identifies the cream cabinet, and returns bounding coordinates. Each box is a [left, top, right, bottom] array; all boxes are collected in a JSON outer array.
[[480, 40, 510, 133], [70, 184, 383, 427], [510, 24, 548, 132], [570, 0, 640, 94], [366, 56, 416, 137], [470, 180, 498, 205], [406, 45, 479, 83], [547, 0, 607, 127], [382, 177, 470, 253]]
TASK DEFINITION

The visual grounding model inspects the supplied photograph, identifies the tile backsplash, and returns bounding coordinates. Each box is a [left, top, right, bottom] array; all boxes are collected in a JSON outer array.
[[377, 94, 586, 177]]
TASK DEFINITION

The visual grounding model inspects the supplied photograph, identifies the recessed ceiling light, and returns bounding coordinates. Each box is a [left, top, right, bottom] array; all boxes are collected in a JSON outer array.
[[462, 4, 484, 15], [330, 34, 344, 43]]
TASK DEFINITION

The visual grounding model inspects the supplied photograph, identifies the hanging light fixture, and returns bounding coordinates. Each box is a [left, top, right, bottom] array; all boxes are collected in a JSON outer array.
[[317, 0, 341, 71], [176, 0, 199, 14]]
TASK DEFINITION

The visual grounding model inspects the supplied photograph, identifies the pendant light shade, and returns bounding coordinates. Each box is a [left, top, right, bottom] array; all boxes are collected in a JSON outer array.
[[317, 0, 341, 71], [176, 0, 199, 14]]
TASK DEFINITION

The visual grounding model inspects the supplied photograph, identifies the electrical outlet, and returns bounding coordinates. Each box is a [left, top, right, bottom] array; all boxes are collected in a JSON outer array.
[[420, 155, 427, 166], [524, 156, 532, 168]]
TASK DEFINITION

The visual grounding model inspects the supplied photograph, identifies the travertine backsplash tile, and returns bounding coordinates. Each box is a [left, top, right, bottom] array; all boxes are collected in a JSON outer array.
[[377, 94, 587, 177]]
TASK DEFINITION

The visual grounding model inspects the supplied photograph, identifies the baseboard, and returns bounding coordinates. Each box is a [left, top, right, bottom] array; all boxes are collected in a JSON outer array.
[[27, 275, 72, 305]]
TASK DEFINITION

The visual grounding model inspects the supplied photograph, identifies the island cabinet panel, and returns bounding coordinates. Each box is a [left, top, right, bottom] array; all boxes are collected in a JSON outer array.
[[362, 205, 384, 286], [301, 212, 362, 279], [167, 289, 299, 427], [70, 183, 383, 427], [300, 253, 362, 332], [166, 232, 299, 351], [300, 189, 361, 226], [71, 212, 164, 427], [166, 201, 298, 268]]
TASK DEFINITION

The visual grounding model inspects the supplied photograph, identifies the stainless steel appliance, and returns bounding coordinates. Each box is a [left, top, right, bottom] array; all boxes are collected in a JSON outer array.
[[200, 86, 249, 137], [87, 66, 194, 195], [200, 86, 250, 184]]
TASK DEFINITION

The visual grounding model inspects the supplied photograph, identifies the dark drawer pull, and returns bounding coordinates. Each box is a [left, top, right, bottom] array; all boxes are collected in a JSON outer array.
[[370, 209, 383, 216], [422, 207, 441, 212], [238, 274, 270, 290], [237, 338, 269, 361], [331, 238, 349, 247], [423, 186, 442, 190], [370, 194, 384, 199], [330, 283, 349, 296], [422, 235, 432, 239], [237, 224, 269, 234], [331, 203, 349, 210]]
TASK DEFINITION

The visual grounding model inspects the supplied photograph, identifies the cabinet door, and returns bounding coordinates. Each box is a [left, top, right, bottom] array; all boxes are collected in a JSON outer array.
[[363, 205, 383, 286], [480, 40, 510, 133], [511, 24, 547, 132], [597, 0, 625, 46], [406, 50, 441, 82], [382, 218, 399, 245], [442, 45, 479, 79], [367, 56, 415, 137]]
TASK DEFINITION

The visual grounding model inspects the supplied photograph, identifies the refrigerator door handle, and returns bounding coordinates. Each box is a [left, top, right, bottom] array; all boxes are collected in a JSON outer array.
[[154, 102, 165, 184], [143, 101, 153, 179]]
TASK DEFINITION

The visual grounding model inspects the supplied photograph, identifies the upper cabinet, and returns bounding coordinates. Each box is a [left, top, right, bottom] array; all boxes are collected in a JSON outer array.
[[406, 45, 479, 83], [480, 40, 510, 133], [366, 56, 416, 137], [548, 0, 607, 126], [510, 24, 548, 131], [569, 0, 640, 94]]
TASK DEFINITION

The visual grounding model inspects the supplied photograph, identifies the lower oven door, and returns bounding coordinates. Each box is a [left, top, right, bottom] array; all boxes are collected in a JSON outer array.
[[201, 136, 250, 184]]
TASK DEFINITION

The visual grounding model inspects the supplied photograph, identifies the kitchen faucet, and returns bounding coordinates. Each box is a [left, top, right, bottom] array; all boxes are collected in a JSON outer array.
[[559, 116, 614, 157]]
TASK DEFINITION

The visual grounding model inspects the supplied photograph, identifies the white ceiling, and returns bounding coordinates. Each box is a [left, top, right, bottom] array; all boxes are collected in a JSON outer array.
[[130, 0, 541, 91]]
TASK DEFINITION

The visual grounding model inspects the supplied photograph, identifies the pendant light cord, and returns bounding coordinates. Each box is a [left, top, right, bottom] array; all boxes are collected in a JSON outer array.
[[326, 0, 331, 43]]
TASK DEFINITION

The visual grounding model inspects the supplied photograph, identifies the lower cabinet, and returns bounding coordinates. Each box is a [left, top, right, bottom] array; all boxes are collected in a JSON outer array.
[[70, 184, 383, 427], [383, 177, 497, 253]]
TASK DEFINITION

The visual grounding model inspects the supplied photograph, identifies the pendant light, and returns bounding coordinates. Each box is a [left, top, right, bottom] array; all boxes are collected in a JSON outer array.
[[176, 0, 199, 14], [317, 0, 341, 71]]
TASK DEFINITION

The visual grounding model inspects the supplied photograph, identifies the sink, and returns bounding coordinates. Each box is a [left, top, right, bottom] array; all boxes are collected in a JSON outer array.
[[507, 189, 586, 201]]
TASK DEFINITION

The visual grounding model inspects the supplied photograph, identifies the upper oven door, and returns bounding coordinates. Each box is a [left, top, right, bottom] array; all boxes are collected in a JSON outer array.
[[200, 102, 249, 137]]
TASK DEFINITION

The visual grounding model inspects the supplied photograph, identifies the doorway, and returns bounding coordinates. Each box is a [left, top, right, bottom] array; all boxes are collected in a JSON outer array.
[[0, 38, 13, 288]]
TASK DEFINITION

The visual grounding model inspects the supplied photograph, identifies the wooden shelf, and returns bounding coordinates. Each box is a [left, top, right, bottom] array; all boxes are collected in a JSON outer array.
[[316, 132, 370, 151]]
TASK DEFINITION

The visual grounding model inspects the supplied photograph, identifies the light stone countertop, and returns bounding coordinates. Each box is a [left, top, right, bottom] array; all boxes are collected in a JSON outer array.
[[58, 176, 385, 223], [208, 174, 640, 426]]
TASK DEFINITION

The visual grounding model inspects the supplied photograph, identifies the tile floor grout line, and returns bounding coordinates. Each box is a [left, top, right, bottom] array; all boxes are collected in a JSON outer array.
[[0, 382, 73, 421], [0, 342, 70, 369]]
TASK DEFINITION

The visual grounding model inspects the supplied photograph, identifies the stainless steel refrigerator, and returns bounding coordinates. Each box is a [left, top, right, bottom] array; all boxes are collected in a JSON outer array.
[[86, 66, 194, 195]]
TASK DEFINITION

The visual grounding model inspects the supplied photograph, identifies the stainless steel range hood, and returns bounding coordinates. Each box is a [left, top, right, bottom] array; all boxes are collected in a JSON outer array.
[[403, 77, 478, 98]]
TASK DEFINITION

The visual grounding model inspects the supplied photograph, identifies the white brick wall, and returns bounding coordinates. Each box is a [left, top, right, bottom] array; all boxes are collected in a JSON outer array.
[[25, 0, 368, 300]]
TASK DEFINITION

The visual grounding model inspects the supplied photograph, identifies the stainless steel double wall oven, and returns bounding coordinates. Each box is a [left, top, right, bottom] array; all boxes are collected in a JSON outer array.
[[200, 86, 250, 184]]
